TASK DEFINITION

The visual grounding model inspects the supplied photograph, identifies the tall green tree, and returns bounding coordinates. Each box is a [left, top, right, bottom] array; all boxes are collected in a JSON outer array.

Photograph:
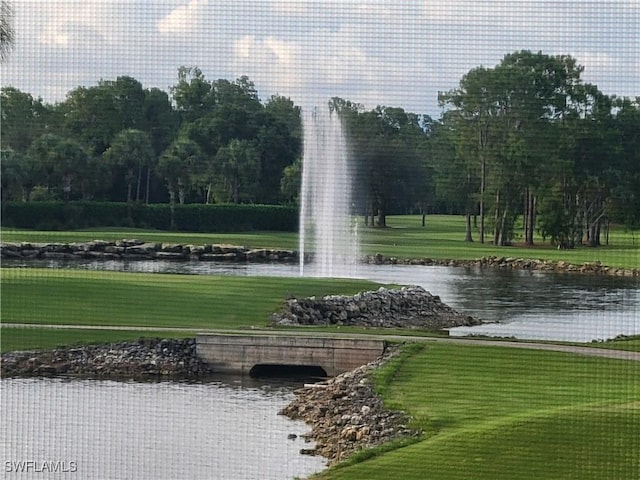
[[0, 0, 14, 62], [559, 85, 621, 247], [348, 105, 430, 227], [143, 87, 179, 203], [1, 87, 51, 152], [61, 77, 148, 157], [439, 66, 498, 243], [430, 111, 478, 240], [102, 129, 154, 203], [1, 148, 25, 201], [26, 133, 89, 200], [440, 50, 584, 245], [256, 96, 301, 203], [608, 97, 640, 228], [171, 66, 215, 123], [157, 138, 203, 228], [212, 139, 258, 203]]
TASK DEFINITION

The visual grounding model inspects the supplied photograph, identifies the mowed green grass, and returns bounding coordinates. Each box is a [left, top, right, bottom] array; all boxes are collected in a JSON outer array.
[[0, 268, 380, 330], [2, 214, 638, 268], [318, 343, 640, 480], [0, 227, 300, 250], [361, 215, 639, 270], [0, 328, 196, 353], [593, 337, 640, 352]]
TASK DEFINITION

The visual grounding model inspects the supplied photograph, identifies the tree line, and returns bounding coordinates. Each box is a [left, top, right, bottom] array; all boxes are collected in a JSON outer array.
[[2, 50, 639, 247], [1, 69, 302, 210]]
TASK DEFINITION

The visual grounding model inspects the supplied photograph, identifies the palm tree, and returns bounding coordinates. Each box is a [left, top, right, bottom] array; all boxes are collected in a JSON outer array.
[[0, 1, 14, 63]]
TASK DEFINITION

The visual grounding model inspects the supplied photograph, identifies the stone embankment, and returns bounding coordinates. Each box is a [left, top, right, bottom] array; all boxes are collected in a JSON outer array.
[[364, 253, 639, 277], [2, 240, 636, 276], [0, 240, 297, 263], [280, 347, 421, 465], [271, 285, 480, 329], [0, 338, 212, 379]]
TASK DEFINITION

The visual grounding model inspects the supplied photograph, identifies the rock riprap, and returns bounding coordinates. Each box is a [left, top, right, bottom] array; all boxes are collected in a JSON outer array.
[[364, 253, 639, 277], [0, 240, 297, 263], [280, 348, 421, 465], [0, 338, 212, 379], [2, 240, 636, 276], [270, 285, 480, 329]]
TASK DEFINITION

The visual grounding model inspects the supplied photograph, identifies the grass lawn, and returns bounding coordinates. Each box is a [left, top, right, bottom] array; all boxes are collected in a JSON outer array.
[[1, 216, 637, 479], [0, 327, 196, 353], [361, 215, 639, 270], [0, 267, 380, 330], [593, 336, 640, 352], [2, 215, 638, 269], [0, 227, 300, 250], [318, 343, 640, 480]]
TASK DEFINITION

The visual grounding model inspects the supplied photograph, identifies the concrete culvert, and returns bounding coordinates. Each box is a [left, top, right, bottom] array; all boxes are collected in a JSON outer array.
[[249, 364, 328, 379]]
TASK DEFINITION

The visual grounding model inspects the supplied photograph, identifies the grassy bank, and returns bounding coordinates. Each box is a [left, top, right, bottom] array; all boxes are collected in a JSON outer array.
[[362, 216, 639, 270], [0, 327, 196, 353], [2, 216, 638, 478], [0, 268, 382, 352], [318, 343, 640, 480], [2, 214, 638, 269]]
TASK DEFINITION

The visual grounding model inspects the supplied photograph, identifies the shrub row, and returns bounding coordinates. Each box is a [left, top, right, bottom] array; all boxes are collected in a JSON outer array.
[[1, 201, 298, 232]]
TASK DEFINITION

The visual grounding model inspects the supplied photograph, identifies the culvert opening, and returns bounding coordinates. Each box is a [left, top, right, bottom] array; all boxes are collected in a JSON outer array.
[[249, 364, 328, 379]]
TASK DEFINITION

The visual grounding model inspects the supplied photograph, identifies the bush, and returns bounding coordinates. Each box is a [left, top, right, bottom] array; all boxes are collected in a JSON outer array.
[[1, 201, 298, 232], [171, 204, 298, 232]]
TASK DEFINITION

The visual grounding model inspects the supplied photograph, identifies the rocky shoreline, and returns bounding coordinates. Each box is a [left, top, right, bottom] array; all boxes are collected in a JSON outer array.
[[280, 346, 421, 465], [1, 240, 637, 277], [271, 285, 480, 329], [0, 240, 297, 263], [1, 337, 418, 467], [363, 253, 639, 277], [0, 338, 213, 379]]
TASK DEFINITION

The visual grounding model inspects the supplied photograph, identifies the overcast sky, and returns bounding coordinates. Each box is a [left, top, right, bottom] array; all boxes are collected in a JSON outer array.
[[3, 0, 639, 116]]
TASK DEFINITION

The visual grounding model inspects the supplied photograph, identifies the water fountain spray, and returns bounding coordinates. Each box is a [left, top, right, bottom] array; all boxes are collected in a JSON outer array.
[[299, 106, 359, 277]]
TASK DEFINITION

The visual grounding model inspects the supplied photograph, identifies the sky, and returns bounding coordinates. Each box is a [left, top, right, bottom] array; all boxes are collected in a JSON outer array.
[[2, 0, 639, 117]]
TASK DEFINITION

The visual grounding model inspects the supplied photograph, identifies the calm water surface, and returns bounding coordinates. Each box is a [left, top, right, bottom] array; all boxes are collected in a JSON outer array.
[[6, 258, 639, 342], [0, 377, 325, 480]]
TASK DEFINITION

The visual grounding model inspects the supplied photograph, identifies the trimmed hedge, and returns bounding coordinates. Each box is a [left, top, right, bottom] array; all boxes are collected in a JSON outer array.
[[1, 201, 298, 232]]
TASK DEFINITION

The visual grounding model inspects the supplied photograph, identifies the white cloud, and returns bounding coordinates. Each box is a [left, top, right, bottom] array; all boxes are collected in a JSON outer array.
[[578, 50, 640, 98], [232, 35, 307, 102], [37, 1, 115, 46], [270, 2, 310, 15], [3, 1, 638, 114], [158, 0, 209, 34]]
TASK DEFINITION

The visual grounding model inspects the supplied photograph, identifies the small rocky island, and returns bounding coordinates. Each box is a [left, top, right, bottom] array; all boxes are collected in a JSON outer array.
[[1, 286, 479, 378], [1, 286, 480, 466], [271, 285, 480, 329]]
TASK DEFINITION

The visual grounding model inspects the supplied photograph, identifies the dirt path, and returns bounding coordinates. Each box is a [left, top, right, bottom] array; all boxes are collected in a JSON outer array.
[[3, 322, 639, 361]]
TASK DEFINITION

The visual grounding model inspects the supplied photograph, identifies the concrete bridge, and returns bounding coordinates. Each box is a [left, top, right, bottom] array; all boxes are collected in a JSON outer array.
[[196, 334, 386, 376]]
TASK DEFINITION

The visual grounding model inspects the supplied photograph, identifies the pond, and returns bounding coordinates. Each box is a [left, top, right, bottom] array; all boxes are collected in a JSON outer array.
[[2, 259, 638, 479], [0, 377, 325, 480], [4, 258, 639, 342]]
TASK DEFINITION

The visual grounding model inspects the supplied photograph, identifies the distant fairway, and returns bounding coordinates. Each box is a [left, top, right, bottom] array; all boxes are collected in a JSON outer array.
[[2, 214, 638, 269], [1, 217, 638, 479]]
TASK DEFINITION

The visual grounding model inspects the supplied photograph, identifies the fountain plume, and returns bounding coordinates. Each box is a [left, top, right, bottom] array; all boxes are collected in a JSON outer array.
[[299, 107, 359, 277]]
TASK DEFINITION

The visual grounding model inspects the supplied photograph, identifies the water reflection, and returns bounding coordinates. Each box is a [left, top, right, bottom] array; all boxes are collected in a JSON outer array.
[[358, 264, 639, 342], [3, 259, 639, 342], [0, 377, 325, 480]]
